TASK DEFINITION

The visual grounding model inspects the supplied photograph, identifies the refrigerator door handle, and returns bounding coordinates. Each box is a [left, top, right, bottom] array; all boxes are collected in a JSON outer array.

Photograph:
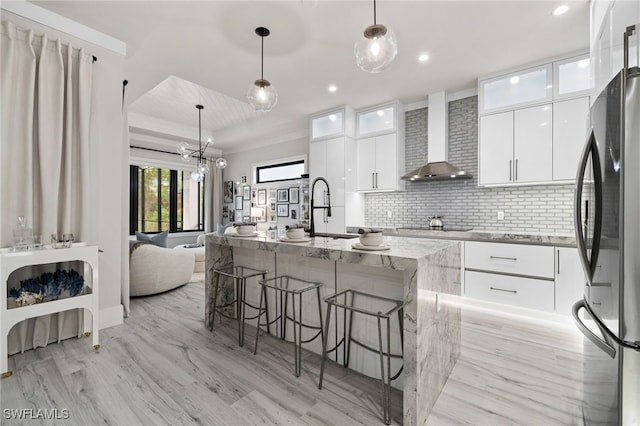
[[574, 130, 604, 284], [572, 299, 616, 358]]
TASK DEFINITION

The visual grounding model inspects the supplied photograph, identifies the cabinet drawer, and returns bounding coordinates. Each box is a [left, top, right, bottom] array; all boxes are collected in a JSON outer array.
[[465, 271, 555, 312], [465, 242, 555, 279]]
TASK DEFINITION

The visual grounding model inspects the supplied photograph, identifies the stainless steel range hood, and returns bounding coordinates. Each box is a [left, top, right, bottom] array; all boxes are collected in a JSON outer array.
[[401, 91, 472, 182]]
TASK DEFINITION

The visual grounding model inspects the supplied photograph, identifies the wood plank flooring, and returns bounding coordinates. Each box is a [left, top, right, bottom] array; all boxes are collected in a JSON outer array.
[[1, 276, 585, 425]]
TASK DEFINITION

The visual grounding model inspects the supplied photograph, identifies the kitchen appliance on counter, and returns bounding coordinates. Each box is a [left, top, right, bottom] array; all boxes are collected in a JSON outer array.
[[427, 216, 444, 229], [572, 25, 640, 426]]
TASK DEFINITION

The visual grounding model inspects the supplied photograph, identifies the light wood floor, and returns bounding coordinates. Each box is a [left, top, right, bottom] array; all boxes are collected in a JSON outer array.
[[1, 276, 585, 425]]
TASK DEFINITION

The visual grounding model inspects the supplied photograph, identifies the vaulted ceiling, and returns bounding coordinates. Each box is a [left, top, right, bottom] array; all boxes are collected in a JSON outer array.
[[31, 1, 590, 154]]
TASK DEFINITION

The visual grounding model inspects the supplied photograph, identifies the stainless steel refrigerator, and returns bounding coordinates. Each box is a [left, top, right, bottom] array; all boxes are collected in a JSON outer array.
[[573, 25, 640, 426]]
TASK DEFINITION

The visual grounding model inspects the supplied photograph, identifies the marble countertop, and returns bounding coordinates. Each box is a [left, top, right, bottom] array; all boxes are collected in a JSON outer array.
[[381, 228, 576, 247], [206, 233, 457, 271]]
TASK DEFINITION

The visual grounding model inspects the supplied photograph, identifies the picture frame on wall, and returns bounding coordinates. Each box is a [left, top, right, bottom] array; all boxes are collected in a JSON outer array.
[[243, 185, 251, 200], [224, 181, 233, 203], [269, 228, 277, 239], [258, 189, 267, 205], [243, 216, 250, 222], [235, 210, 243, 221], [269, 189, 277, 201], [270, 202, 276, 211], [269, 213, 277, 223], [277, 189, 289, 202], [290, 205, 298, 220], [222, 206, 229, 218], [277, 204, 289, 217], [289, 187, 299, 204], [235, 196, 243, 210], [243, 200, 251, 213]]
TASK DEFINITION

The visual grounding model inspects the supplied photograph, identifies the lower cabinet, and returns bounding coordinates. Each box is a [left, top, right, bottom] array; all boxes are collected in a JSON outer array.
[[464, 242, 585, 317], [465, 270, 555, 312]]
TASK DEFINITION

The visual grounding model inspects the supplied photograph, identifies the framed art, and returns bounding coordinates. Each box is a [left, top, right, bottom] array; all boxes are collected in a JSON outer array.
[[277, 204, 289, 217], [251, 189, 257, 202], [243, 185, 251, 200], [290, 205, 298, 220], [269, 228, 277, 239], [258, 189, 267, 205], [269, 213, 277, 223], [270, 202, 276, 211], [243, 216, 250, 222], [243, 200, 251, 213], [222, 205, 229, 218], [235, 210, 243, 221], [224, 181, 233, 203], [289, 187, 299, 204], [235, 196, 243, 210], [277, 189, 289, 202], [228, 209, 234, 221]]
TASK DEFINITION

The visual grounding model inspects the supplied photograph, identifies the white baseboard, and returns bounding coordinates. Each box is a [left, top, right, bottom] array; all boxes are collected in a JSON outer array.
[[99, 304, 124, 329]]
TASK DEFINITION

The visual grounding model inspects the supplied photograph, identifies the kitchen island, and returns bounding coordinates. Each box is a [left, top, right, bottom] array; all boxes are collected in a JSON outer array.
[[205, 233, 461, 425]]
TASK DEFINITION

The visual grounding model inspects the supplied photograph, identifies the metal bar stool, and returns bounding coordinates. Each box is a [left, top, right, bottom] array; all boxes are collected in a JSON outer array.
[[254, 275, 324, 377], [318, 289, 404, 425], [210, 265, 270, 347]]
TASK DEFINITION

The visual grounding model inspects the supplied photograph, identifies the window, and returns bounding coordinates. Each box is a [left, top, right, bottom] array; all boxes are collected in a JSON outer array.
[[129, 165, 204, 234], [256, 160, 305, 184]]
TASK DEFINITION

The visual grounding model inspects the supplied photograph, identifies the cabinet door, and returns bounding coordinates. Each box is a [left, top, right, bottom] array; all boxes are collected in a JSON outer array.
[[480, 64, 552, 114], [326, 206, 345, 234], [373, 133, 397, 191], [553, 55, 593, 100], [324, 137, 345, 205], [514, 105, 552, 183], [357, 105, 396, 137], [555, 247, 585, 316], [553, 97, 590, 181], [356, 137, 377, 191], [311, 109, 344, 141], [479, 112, 513, 185]]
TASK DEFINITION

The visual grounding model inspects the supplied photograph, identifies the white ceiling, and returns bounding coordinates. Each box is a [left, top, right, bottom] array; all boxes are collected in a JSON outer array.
[[30, 0, 590, 154]]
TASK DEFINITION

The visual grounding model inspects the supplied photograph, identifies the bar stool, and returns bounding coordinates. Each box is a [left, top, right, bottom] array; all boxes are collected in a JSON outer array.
[[210, 265, 270, 347], [318, 289, 404, 425], [254, 275, 324, 377]]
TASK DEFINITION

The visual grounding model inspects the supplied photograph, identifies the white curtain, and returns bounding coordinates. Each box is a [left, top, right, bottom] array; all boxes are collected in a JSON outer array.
[[204, 160, 223, 233], [1, 20, 93, 351]]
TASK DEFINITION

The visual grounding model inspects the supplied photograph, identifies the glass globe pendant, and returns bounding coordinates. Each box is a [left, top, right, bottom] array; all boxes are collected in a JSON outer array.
[[354, 0, 397, 73], [247, 27, 278, 112], [215, 158, 228, 169]]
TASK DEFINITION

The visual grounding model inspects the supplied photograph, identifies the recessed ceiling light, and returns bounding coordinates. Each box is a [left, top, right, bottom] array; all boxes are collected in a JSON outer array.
[[553, 5, 569, 16], [417, 53, 429, 63], [510, 76, 520, 85], [328, 84, 337, 93]]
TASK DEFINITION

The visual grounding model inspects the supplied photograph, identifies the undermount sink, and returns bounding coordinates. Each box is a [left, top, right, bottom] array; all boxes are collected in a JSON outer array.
[[313, 232, 359, 239]]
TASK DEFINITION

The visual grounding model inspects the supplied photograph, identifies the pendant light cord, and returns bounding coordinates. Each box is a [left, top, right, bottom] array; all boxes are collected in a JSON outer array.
[[261, 35, 264, 80], [373, 0, 377, 25]]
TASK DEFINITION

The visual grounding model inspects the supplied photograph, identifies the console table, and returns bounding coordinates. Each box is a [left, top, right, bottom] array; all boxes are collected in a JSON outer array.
[[0, 243, 99, 377]]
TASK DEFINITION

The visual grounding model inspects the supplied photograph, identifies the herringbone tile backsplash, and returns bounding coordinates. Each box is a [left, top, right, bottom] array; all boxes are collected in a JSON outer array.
[[364, 96, 575, 234]]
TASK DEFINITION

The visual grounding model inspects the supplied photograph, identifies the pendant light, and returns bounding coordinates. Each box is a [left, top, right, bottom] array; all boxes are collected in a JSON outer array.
[[175, 104, 227, 183], [354, 0, 397, 73], [247, 27, 278, 112]]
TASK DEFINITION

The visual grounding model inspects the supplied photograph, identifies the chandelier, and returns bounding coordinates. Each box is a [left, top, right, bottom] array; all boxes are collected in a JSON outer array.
[[176, 104, 227, 182]]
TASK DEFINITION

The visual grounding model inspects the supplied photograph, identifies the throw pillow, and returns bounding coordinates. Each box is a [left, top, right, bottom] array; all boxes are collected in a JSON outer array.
[[135, 231, 168, 248]]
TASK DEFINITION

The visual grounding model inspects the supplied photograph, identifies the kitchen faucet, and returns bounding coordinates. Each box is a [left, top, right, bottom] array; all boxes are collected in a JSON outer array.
[[309, 177, 331, 238]]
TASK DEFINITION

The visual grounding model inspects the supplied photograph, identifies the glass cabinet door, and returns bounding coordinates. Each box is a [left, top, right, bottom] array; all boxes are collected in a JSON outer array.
[[357, 105, 396, 137], [480, 64, 552, 114], [311, 109, 344, 140]]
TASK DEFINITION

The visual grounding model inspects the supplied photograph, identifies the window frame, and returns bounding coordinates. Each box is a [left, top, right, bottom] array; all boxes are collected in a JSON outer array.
[[129, 165, 204, 235], [253, 155, 307, 185]]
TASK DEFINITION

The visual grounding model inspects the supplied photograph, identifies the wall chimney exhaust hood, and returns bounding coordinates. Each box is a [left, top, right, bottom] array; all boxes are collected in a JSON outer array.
[[401, 91, 472, 182]]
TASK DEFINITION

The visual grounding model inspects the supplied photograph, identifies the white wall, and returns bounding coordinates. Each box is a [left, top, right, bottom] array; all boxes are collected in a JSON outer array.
[[2, 10, 127, 328]]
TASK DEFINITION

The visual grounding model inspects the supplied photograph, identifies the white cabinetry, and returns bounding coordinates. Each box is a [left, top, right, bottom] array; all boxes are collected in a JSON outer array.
[[555, 247, 585, 316], [355, 101, 405, 192], [309, 106, 363, 233], [479, 53, 593, 187], [1, 244, 99, 376], [553, 97, 590, 180], [479, 105, 553, 185], [356, 133, 399, 191]]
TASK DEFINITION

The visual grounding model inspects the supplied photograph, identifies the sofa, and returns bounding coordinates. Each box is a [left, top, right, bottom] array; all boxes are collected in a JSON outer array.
[[129, 241, 195, 296]]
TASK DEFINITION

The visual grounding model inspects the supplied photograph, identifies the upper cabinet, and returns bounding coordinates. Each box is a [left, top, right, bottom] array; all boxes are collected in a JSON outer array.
[[478, 52, 593, 186], [479, 64, 552, 115], [355, 101, 405, 192], [310, 106, 355, 141]]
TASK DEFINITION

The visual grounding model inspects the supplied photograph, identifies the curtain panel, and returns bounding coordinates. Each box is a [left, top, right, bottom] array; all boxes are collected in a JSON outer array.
[[1, 20, 94, 352]]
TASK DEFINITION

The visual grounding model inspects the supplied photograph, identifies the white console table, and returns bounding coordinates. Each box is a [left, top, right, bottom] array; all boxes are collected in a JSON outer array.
[[0, 243, 99, 377]]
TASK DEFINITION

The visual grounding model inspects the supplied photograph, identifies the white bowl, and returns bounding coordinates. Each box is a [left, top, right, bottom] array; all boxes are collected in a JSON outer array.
[[359, 232, 383, 246], [286, 228, 305, 239], [236, 225, 254, 235]]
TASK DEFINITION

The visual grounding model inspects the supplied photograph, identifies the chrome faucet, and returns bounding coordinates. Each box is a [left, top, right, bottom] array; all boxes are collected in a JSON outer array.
[[309, 177, 331, 238]]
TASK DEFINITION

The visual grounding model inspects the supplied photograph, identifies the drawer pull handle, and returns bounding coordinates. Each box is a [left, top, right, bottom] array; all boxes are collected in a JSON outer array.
[[489, 256, 517, 261], [490, 287, 518, 294]]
